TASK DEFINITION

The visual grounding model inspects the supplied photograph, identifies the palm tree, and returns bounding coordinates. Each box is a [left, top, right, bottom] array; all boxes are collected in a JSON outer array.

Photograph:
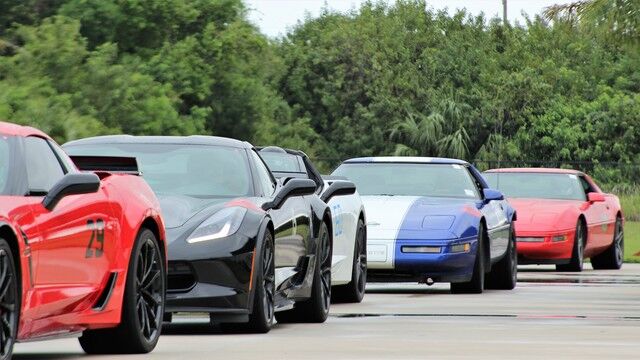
[[544, 0, 639, 45], [390, 99, 470, 159]]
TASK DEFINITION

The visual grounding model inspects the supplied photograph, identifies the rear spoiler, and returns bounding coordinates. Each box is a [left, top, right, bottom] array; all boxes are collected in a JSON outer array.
[[70, 156, 140, 175]]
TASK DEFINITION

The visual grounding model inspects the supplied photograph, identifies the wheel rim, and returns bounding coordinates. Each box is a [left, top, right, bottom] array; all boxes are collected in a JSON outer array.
[[0, 250, 16, 358], [614, 218, 624, 265], [319, 229, 331, 314], [262, 238, 275, 323], [354, 225, 367, 295], [136, 238, 163, 342]]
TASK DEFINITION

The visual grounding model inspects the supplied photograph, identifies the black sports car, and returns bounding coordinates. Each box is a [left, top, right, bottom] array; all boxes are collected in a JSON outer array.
[[63, 136, 355, 333], [258, 147, 367, 303]]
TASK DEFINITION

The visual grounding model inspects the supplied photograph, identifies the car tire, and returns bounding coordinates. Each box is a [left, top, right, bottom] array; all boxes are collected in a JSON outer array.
[[276, 222, 331, 323], [556, 220, 585, 272], [485, 225, 517, 290], [591, 216, 624, 270], [332, 219, 367, 303], [451, 223, 485, 294], [245, 231, 276, 333], [79, 228, 165, 354], [0, 238, 19, 360]]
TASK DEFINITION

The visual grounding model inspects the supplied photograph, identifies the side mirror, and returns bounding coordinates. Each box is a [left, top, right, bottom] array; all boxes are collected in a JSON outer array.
[[42, 173, 101, 210], [320, 180, 356, 203], [262, 178, 317, 210], [483, 188, 504, 202], [588, 192, 605, 202]]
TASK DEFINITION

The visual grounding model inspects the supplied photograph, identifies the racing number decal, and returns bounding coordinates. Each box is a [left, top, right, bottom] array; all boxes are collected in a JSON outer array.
[[85, 219, 105, 258]]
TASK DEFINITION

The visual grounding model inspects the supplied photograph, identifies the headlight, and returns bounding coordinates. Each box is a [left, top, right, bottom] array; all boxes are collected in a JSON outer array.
[[186, 207, 247, 243], [552, 235, 567, 242], [450, 243, 471, 253]]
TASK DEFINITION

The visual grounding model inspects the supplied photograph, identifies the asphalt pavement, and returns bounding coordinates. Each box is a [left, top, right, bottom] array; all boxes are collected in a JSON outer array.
[[15, 264, 640, 359]]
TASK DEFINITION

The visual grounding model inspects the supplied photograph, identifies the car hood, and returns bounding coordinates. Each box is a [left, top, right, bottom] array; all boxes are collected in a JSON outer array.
[[158, 195, 228, 229], [507, 198, 581, 231], [361, 195, 481, 240]]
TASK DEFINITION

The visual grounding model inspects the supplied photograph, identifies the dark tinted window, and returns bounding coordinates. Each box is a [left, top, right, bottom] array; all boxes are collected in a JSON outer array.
[[25, 136, 65, 193]]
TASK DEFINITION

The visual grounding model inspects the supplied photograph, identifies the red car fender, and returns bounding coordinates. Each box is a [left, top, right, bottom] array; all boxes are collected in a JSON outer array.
[[76, 174, 166, 330]]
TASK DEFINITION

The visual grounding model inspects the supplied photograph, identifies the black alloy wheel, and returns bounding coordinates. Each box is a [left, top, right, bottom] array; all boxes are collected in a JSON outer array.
[[0, 239, 18, 360], [136, 237, 164, 341]]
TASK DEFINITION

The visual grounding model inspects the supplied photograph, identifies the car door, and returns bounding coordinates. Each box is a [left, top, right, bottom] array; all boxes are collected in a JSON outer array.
[[469, 167, 509, 260], [578, 175, 612, 253], [249, 150, 310, 288], [25, 136, 117, 318]]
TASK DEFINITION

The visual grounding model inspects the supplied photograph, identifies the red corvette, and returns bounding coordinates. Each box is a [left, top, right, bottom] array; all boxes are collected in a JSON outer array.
[[0, 122, 166, 359], [483, 168, 624, 272]]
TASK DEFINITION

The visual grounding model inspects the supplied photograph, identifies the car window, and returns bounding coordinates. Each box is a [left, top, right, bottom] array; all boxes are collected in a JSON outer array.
[[48, 139, 75, 173], [260, 151, 305, 173], [578, 176, 595, 194], [25, 136, 65, 194], [466, 167, 486, 194], [251, 150, 276, 197]]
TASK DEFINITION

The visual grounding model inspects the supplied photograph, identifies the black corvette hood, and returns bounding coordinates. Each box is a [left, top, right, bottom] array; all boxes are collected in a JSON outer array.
[[158, 195, 227, 229]]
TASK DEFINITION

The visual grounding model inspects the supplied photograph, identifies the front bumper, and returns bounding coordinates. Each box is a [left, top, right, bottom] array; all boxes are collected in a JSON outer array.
[[165, 232, 256, 315], [367, 237, 478, 283], [516, 229, 575, 264]]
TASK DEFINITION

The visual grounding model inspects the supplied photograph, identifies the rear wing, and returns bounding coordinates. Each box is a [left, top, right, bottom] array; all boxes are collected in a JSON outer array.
[[70, 156, 140, 175]]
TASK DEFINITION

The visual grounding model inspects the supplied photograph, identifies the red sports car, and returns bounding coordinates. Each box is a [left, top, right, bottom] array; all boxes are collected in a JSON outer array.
[[483, 168, 623, 272], [0, 122, 166, 359]]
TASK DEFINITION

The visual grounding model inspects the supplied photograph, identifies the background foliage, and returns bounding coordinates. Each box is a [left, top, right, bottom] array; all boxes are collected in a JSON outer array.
[[0, 0, 638, 185]]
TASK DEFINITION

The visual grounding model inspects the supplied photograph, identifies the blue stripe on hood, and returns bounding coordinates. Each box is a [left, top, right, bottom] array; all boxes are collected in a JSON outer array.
[[396, 197, 482, 241]]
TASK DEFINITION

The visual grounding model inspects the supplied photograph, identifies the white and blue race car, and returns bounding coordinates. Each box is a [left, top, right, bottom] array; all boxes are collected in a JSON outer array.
[[260, 147, 367, 303], [332, 157, 517, 294]]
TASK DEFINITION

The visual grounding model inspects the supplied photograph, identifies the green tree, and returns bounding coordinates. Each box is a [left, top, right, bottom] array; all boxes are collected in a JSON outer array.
[[544, 0, 640, 45]]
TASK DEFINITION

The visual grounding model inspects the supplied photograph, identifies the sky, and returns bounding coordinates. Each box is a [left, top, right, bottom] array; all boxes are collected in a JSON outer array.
[[245, 0, 574, 37]]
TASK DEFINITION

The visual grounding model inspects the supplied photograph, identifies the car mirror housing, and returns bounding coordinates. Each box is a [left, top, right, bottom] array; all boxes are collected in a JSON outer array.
[[588, 192, 605, 202], [320, 180, 356, 203], [262, 178, 317, 211], [483, 188, 504, 202], [42, 173, 101, 210]]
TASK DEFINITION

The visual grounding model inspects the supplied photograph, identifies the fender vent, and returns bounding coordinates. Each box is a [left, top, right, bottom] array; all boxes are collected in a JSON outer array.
[[93, 272, 118, 311]]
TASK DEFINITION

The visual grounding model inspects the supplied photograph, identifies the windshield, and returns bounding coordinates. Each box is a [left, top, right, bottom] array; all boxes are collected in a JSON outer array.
[[483, 172, 586, 201], [65, 143, 253, 198], [260, 152, 304, 173], [332, 162, 480, 199]]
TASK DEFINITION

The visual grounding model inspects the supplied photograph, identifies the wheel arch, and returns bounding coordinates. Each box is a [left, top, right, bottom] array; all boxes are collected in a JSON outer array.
[[247, 216, 274, 312], [0, 225, 22, 288], [322, 209, 333, 248], [140, 217, 166, 261], [578, 214, 587, 245], [358, 211, 366, 241]]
